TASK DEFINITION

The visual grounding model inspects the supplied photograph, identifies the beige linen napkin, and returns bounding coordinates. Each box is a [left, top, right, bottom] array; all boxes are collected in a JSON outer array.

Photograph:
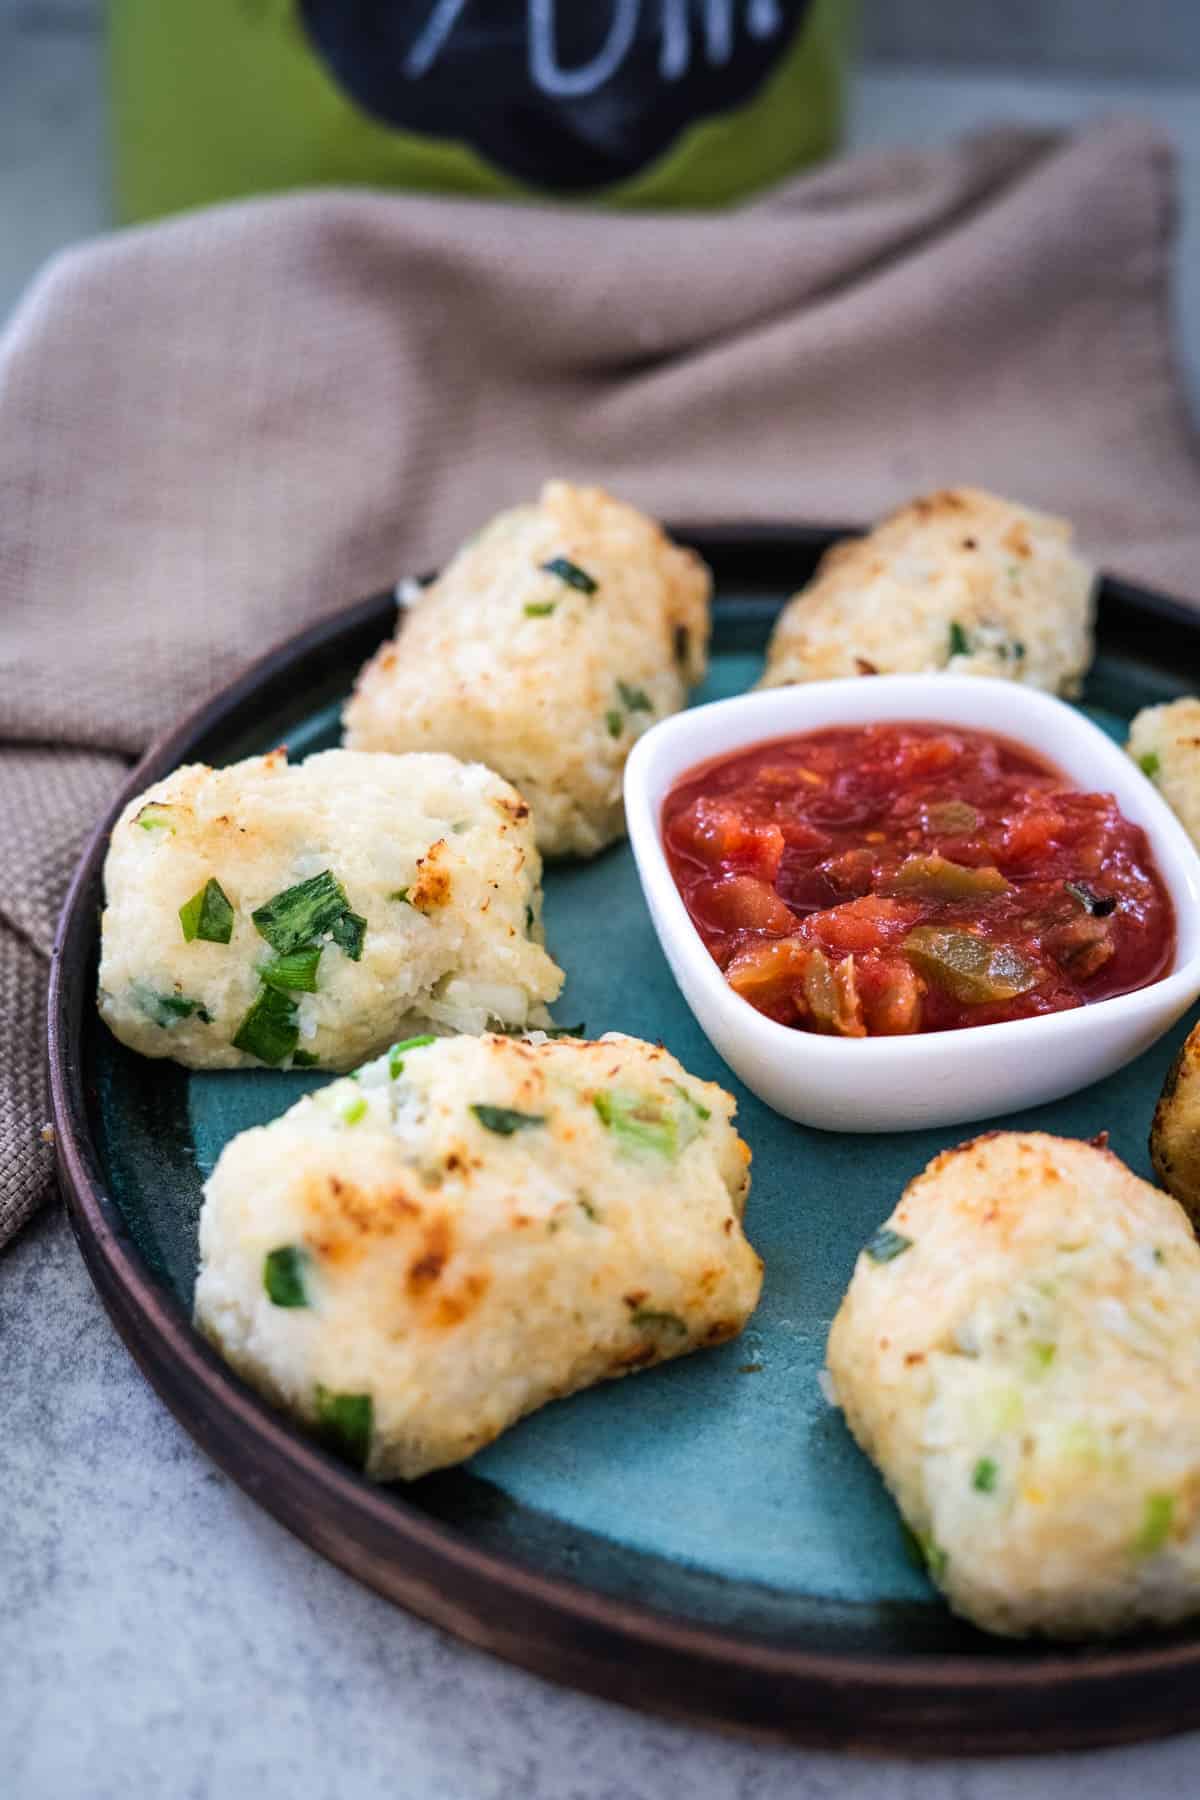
[[2, 118, 1199, 1245]]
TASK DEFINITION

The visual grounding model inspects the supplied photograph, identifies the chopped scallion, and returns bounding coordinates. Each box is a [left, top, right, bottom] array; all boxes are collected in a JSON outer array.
[[1139, 750, 1161, 779], [669, 1079, 711, 1122], [232, 985, 299, 1066], [593, 1088, 699, 1159], [179, 877, 235, 944], [605, 710, 624, 738], [948, 620, 971, 658], [390, 887, 411, 905], [1134, 1492, 1175, 1555], [292, 1049, 321, 1069], [524, 601, 556, 617], [616, 680, 653, 714], [388, 1034, 436, 1079], [314, 1387, 373, 1468], [471, 1103, 545, 1135], [263, 1245, 310, 1308], [251, 870, 355, 956], [342, 1093, 367, 1125], [972, 1457, 998, 1493], [900, 1522, 947, 1580], [864, 1226, 912, 1264], [330, 909, 367, 962], [135, 803, 174, 834], [133, 984, 212, 1029], [260, 945, 322, 992], [540, 556, 597, 595]]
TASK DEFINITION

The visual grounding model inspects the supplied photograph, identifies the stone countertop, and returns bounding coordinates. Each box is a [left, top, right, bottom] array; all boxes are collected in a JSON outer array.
[[5, 38, 1200, 1800]]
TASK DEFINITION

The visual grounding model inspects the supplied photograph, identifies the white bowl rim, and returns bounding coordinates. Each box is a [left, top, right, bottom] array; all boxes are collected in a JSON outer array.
[[624, 674, 1200, 1067]]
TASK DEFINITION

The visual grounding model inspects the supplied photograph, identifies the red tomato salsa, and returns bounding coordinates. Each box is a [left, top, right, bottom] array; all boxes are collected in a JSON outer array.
[[662, 723, 1175, 1037]]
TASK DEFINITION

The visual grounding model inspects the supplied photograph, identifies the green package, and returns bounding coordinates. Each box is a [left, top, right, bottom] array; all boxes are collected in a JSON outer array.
[[109, 1, 855, 222]]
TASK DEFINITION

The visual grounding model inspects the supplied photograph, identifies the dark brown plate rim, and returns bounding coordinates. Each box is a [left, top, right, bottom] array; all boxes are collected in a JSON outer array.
[[47, 526, 1200, 1756]]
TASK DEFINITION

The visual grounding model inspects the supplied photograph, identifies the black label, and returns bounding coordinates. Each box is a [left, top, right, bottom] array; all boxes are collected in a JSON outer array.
[[298, 1, 814, 192]]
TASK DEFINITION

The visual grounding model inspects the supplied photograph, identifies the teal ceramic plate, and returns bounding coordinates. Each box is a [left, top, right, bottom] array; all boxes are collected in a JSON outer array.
[[49, 531, 1200, 1754]]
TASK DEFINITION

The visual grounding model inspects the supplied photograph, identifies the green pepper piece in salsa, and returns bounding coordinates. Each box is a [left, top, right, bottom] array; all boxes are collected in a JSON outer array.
[[902, 928, 1043, 1005], [881, 854, 1011, 902]]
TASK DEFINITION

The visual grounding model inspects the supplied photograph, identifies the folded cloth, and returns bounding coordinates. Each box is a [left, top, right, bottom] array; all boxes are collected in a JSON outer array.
[[2, 119, 1199, 1246]]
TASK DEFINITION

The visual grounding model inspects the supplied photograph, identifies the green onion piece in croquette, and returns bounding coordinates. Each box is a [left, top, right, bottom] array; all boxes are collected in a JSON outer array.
[[251, 870, 361, 958], [593, 1088, 700, 1159], [179, 877, 235, 944], [133, 984, 212, 1028], [260, 945, 323, 992], [1134, 1492, 1175, 1555], [389, 1035, 436, 1079], [314, 1387, 373, 1468], [330, 909, 367, 962], [471, 1104, 546, 1135], [232, 985, 299, 1065], [616, 680, 653, 713], [972, 1457, 998, 1493], [540, 556, 597, 595], [864, 1226, 913, 1263], [263, 1245, 310, 1308]]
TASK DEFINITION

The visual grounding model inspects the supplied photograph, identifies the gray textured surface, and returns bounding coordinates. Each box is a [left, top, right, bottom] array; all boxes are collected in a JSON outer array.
[[6, 23, 1200, 1800]]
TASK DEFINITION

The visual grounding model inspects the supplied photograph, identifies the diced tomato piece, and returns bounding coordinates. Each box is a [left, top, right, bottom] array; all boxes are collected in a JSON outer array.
[[863, 734, 959, 782], [821, 847, 877, 895], [1002, 807, 1066, 862], [857, 956, 924, 1035], [806, 895, 923, 956], [778, 817, 833, 854], [753, 764, 824, 792], [667, 797, 784, 880], [690, 875, 796, 937]]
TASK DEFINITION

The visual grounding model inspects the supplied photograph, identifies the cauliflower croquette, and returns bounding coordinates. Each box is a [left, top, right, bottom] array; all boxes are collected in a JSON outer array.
[[194, 1032, 762, 1480], [343, 481, 711, 857], [761, 488, 1095, 696], [98, 749, 563, 1070], [1128, 697, 1200, 850], [1150, 1019, 1200, 1224], [827, 1131, 1200, 1639]]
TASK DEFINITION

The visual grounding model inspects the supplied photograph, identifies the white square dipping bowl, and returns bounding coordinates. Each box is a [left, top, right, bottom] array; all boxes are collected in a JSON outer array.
[[624, 675, 1200, 1133]]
